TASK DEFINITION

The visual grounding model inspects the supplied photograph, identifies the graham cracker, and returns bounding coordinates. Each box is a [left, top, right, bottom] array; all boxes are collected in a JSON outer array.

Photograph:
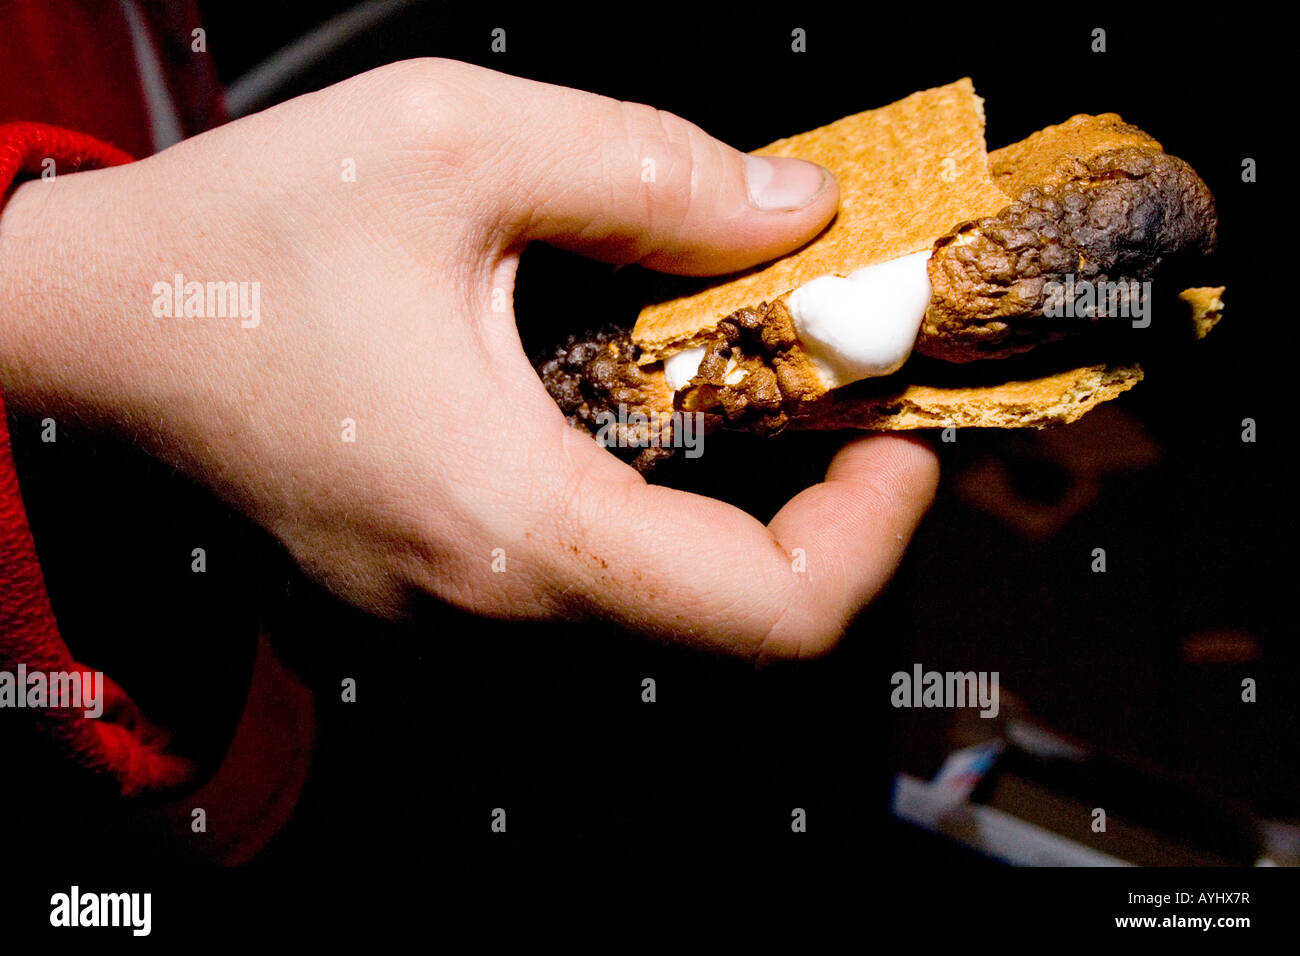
[[1181, 287, 1225, 340], [632, 78, 1011, 359], [793, 363, 1145, 431]]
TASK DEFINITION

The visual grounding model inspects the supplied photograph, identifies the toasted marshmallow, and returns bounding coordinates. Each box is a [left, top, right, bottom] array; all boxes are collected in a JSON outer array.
[[722, 355, 747, 386], [786, 250, 933, 390], [663, 346, 707, 390], [657, 250, 932, 394]]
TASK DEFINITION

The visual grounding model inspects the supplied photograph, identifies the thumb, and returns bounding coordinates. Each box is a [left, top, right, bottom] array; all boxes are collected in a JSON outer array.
[[461, 63, 838, 275]]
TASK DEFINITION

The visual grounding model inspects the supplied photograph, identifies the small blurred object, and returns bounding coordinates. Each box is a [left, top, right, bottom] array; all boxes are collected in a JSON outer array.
[[893, 717, 1273, 866], [1181, 629, 1260, 664], [955, 405, 1161, 540]]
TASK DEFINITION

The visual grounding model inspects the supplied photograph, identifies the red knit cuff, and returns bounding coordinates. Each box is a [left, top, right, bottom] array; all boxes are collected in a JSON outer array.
[[0, 122, 195, 796], [0, 121, 134, 192]]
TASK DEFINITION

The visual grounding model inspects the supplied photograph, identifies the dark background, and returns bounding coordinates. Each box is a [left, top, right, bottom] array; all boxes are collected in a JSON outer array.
[[3, 0, 1290, 920]]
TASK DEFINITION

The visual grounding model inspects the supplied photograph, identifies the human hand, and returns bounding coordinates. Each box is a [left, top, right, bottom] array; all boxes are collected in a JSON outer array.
[[0, 58, 938, 660]]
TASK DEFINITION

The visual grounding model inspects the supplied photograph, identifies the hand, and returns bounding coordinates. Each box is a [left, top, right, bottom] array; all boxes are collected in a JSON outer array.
[[0, 58, 938, 661]]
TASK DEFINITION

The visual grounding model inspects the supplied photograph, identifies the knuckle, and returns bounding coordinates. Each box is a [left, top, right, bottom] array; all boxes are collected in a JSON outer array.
[[751, 583, 849, 663], [612, 100, 702, 237], [542, 459, 610, 572], [373, 59, 478, 153], [403, 525, 554, 622], [536, 456, 641, 615]]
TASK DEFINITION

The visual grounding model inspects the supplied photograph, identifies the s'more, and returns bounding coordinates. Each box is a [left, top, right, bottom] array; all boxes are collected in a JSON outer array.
[[538, 79, 1221, 468]]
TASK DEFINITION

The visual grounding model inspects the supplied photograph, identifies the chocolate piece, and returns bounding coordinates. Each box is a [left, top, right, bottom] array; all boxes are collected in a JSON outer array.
[[674, 300, 823, 433], [919, 146, 1217, 362], [536, 328, 676, 471]]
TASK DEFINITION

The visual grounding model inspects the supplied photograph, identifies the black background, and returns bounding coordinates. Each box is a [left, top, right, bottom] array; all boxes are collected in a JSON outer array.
[[2, 0, 1291, 939]]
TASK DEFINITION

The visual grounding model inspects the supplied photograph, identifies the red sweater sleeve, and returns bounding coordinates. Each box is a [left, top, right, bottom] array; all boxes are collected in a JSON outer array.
[[1, 7, 313, 864], [0, 121, 195, 795]]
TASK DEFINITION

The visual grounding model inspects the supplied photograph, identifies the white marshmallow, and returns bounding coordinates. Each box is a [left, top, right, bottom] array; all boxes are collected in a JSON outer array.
[[663, 346, 707, 391], [785, 249, 933, 390]]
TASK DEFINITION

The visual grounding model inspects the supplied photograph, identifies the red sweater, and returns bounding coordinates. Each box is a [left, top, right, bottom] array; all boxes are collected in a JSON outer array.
[[1, 1, 312, 863]]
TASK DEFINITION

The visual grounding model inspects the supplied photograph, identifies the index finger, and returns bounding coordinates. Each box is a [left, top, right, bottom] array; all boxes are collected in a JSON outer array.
[[544, 433, 939, 661]]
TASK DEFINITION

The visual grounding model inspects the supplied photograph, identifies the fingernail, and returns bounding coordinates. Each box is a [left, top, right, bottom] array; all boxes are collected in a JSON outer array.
[[745, 155, 830, 211]]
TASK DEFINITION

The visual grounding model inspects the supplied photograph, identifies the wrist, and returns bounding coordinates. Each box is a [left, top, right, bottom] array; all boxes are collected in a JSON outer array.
[[0, 171, 128, 421], [0, 161, 237, 450]]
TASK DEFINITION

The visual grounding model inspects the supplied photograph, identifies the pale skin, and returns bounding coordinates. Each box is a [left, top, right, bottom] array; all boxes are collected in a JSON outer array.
[[0, 58, 939, 662]]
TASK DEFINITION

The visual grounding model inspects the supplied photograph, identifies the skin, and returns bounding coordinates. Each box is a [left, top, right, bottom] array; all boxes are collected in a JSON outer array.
[[0, 58, 938, 662]]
